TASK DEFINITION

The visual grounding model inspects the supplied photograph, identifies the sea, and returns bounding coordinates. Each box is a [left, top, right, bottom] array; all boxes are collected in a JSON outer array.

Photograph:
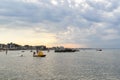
[[0, 49, 120, 80]]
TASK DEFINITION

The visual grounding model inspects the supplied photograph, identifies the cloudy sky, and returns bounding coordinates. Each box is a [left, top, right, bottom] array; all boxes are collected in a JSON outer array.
[[0, 0, 120, 48]]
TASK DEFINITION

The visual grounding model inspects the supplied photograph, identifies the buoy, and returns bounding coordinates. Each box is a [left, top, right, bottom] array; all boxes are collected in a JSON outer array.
[[20, 54, 23, 57]]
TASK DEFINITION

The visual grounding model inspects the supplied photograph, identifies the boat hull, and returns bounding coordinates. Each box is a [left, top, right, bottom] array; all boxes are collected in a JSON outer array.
[[55, 48, 78, 52], [33, 55, 46, 57]]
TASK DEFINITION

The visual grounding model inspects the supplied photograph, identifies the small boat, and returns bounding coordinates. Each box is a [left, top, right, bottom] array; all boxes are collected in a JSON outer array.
[[96, 49, 102, 51], [33, 51, 46, 57], [20, 54, 24, 57], [21, 51, 25, 52]]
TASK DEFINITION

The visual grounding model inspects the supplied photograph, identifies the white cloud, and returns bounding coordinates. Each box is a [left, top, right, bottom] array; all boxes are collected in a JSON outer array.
[[51, 0, 58, 5], [22, 0, 39, 3], [101, 28, 119, 40], [0, 0, 120, 48]]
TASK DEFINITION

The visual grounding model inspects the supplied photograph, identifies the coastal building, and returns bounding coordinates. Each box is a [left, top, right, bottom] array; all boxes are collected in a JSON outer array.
[[0, 44, 6, 50], [23, 45, 31, 50], [52, 46, 64, 50], [0, 42, 47, 50], [23, 45, 36, 50], [36, 45, 47, 50], [7, 42, 22, 50]]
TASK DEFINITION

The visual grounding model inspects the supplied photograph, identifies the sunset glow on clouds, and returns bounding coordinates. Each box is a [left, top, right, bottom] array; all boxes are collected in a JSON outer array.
[[0, 0, 120, 48]]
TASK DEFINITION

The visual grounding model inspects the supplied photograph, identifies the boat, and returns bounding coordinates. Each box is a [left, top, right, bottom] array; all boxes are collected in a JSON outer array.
[[21, 51, 25, 52], [33, 55, 46, 57], [55, 48, 78, 52], [33, 51, 46, 57], [96, 49, 102, 51]]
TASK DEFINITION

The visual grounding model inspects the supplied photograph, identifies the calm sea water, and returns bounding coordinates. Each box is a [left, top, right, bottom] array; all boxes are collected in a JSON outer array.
[[0, 49, 120, 80]]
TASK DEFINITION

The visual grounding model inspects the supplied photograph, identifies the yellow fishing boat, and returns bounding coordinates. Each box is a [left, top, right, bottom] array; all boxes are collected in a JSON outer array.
[[33, 51, 46, 57]]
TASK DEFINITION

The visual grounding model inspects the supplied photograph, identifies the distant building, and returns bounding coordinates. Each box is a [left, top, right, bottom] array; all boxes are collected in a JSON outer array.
[[7, 42, 22, 50], [35, 45, 47, 50], [52, 46, 64, 50], [0, 44, 6, 50], [23, 45, 30, 50], [23, 45, 35, 50], [0, 42, 49, 50]]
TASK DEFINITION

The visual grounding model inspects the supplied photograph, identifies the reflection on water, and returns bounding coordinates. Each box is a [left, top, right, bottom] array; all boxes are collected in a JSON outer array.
[[0, 49, 120, 80]]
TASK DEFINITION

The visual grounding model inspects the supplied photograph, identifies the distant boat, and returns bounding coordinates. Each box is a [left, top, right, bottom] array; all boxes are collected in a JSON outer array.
[[55, 48, 78, 52], [20, 54, 24, 57], [96, 49, 102, 51]]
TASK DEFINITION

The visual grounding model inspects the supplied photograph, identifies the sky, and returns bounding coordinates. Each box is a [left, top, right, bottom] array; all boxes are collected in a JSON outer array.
[[0, 0, 120, 48]]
